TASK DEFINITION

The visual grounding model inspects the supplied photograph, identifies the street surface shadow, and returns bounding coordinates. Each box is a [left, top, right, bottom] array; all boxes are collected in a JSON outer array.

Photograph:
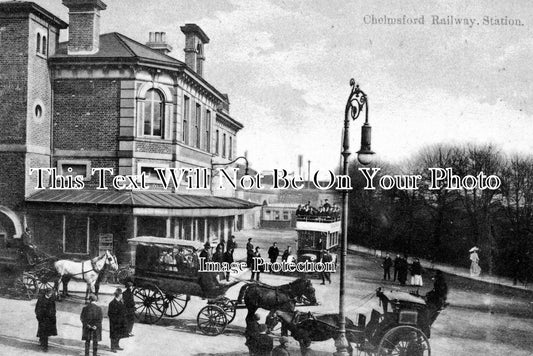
[[448, 302, 533, 320], [0, 334, 84, 355], [157, 317, 247, 337]]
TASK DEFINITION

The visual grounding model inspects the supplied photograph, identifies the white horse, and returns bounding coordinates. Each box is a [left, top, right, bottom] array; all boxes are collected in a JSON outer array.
[[54, 250, 119, 301]]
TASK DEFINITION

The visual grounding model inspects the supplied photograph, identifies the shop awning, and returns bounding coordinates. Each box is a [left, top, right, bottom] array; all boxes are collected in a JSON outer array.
[[25, 190, 259, 216]]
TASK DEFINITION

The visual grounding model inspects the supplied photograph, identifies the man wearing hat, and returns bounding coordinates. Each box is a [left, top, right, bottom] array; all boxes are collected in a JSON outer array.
[[122, 279, 135, 337], [108, 288, 127, 352], [200, 241, 212, 262], [81, 294, 102, 356], [35, 288, 57, 352], [248, 324, 273, 356], [272, 336, 290, 356]]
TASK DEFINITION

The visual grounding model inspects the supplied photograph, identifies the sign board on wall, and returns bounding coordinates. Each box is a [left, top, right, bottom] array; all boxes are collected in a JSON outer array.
[[98, 233, 113, 255]]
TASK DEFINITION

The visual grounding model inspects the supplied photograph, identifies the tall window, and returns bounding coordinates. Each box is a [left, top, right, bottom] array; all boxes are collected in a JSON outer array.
[[194, 103, 201, 149], [183, 96, 190, 144], [222, 133, 227, 158], [42, 35, 47, 55], [36, 33, 41, 53], [229, 136, 233, 159], [215, 130, 219, 154], [143, 89, 163, 137], [205, 110, 211, 152]]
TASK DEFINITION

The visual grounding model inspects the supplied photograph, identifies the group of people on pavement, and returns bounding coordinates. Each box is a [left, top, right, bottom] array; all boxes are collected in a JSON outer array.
[[381, 253, 424, 286], [34, 280, 136, 355], [245, 313, 291, 356]]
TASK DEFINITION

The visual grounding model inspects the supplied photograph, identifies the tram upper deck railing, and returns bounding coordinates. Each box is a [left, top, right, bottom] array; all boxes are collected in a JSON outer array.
[[295, 214, 341, 223]]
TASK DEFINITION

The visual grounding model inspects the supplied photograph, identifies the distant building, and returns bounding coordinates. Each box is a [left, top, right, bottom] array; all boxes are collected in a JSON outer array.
[[0, 1, 257, 262]]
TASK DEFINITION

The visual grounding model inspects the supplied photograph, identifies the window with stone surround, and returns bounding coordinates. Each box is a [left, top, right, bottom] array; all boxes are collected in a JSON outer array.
[[215, 129, 219, 155], [205, 110, 211, 152], [183, 96, 190, 144], [222, 133, 227, 158], [143, 89, 164, 137], [194, 103, 201, 149]]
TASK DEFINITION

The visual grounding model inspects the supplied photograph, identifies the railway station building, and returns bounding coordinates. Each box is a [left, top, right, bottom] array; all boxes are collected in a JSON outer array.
[[0, 1, 259, 263]]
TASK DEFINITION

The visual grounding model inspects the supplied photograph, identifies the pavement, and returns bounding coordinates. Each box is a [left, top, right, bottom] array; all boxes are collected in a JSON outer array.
[[349, 243, 533, 292]]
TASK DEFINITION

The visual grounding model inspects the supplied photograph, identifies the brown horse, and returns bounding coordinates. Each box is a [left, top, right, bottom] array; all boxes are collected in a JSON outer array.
[[237, 278, 317, 319], [266, 309, 357, 356]]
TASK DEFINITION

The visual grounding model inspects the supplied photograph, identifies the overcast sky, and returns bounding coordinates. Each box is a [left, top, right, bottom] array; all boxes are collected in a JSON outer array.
[[32, 0, 533, 173]]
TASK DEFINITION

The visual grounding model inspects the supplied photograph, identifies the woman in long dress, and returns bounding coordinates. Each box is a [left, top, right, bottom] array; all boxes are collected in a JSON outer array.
[[470, 248, 481, 277]]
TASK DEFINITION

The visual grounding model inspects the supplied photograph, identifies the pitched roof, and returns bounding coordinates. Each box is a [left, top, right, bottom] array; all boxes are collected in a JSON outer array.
[[52, 32, 184, 66], [26, 190, 259, 210]]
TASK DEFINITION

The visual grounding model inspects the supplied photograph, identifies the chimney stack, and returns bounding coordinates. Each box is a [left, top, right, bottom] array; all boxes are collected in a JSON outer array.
[[146, 32, 173, 55], [62, 0, 106, 55], [180, 24, 210, 77]]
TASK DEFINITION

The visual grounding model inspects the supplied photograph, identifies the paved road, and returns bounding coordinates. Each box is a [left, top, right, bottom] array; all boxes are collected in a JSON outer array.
[[1, 229, 532, 355]]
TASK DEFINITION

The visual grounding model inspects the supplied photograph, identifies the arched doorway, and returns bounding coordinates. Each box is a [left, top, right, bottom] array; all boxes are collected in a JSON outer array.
[[0, 206, 23, 248]]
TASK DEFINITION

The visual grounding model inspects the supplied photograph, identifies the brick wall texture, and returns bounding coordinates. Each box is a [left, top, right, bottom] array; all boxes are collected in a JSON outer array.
[[53, 79, 120, 151]]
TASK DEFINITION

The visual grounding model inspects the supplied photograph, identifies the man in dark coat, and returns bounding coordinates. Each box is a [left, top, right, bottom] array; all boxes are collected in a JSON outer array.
[[199, 242, 212, 262], [35, 288, 57, 352], [122, 280, 135, 336], [398, 256, 409, 286], [248, 324, 274, 356], [272, 336, 290, 356], [268, 242, 280, 266], [393, 254, 400, 281], [108, 288, 127, 352], [320, 250, 333, 284], [246, 238, 254, 267], [81, 294, 102, 356], [224, 248, 234, 281], [227, 235, 237, 252], [382, 253, 393, 281]]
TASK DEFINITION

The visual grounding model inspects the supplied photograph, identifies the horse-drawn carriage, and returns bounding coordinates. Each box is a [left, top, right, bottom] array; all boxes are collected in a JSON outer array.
[[267, 285, 447, 355], [0, 241, 58, 299], [128, 236, 318, 336]]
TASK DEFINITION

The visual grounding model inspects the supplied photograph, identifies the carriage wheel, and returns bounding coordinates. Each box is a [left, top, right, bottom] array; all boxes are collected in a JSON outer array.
[[197, 305, 227, 336], [35, 278, 55, 295], [162, 293, 189, 317], [14, 273, 37, 299], [214, 297, 237, 324], [133, 286, 166, 324], [377, 325, 430, 356]]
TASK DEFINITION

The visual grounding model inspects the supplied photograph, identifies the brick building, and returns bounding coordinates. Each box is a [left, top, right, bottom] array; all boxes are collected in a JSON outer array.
[[0, 1, 258, 262]]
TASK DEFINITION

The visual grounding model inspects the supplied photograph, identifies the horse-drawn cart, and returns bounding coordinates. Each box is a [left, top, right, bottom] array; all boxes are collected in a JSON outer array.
[[267, 286, 447, 355], [128, 236, 319, 336], [129, 236, 242, 335], [0, 242, 57, 299]]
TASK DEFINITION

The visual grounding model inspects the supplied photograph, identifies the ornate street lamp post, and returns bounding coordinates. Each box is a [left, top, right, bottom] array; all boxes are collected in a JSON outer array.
[[335, 79, 374, 355]]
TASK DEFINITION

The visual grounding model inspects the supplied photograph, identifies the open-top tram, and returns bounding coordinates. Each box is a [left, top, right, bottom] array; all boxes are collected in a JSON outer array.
[[295, 214, 340, 265]]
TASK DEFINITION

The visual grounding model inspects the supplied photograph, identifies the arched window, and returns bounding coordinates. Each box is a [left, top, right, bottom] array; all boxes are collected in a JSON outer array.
[[36, 33, 41, 53], [215, 129, 219, 154], [143, 89, 164, 137], [41, 35, 47, 55]]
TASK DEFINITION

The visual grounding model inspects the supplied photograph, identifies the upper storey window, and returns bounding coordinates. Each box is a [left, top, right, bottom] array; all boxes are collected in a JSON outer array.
[[143, 89, 164, 137], [36, 32, 47, 57]]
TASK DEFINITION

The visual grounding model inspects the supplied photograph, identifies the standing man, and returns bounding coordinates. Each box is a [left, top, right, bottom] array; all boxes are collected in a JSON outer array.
[[393, 254, 400, 282], [246, 238, 254, 267], [80, 294, 102, 356], [268, 242, 280, 266], [122, 280, 135, 337], [35, 288, 57, 352], [320, 249, 333, 284], [281, 246, 292, 262], [248, 324, 274, 356], [272, 336, 290, 356], [382, 253, 393, 281], [108, 288, 127, 352], [199, 242, 212, 270], [251, 247, 262, 281], [224, 247, 234, 281], [227, 235, 238, 252]]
